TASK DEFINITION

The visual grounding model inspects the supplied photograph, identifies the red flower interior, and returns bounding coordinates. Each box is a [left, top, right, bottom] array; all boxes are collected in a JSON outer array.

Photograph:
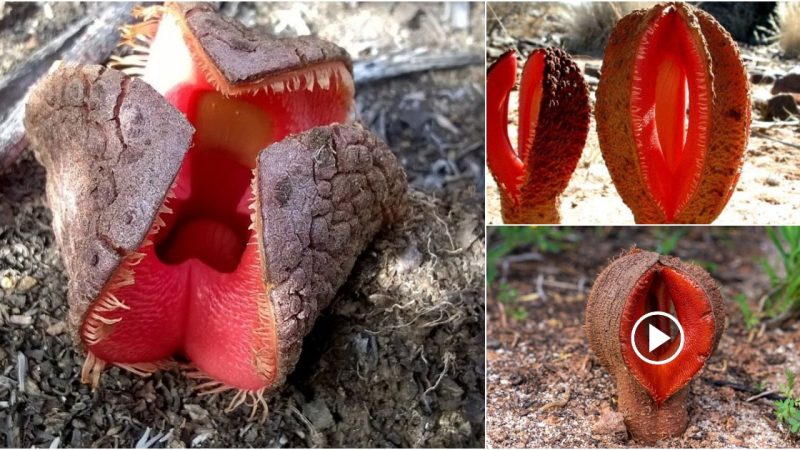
[[630, 8, 710, 221], [486, 49, 545, 203], [81, 10, 354, 391], [618, 265, 716, 404]]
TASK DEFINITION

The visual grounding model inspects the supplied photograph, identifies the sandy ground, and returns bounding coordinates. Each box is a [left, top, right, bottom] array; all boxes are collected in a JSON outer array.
[[487, 227, 800, 448], [486, 6, 800, 225], [0, 2, 486, 448]]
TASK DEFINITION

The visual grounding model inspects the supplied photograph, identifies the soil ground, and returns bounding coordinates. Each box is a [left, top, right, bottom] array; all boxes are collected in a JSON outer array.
[[486, 3, 800, 225], [487, 227, 800, 448], [0, 2, 485, 448]]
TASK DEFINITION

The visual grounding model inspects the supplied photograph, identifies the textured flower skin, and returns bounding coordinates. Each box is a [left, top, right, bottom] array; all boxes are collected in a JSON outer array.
[[487, 48, 590, 224], [23, 2, 408, 408], [586, 249, 725, 442], [596, 2, 750, 224]]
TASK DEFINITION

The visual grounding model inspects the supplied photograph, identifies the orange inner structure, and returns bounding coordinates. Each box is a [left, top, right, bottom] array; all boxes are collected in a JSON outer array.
[[486, 50, 545, 203], [630, 9, 710, 221], [619, 266, 716, 404], [81, 9, 353, 391]]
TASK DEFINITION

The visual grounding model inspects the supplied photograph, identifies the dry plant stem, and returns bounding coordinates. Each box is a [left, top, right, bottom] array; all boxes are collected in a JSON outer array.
[[499, 191, 559, 224], [617, 375, 690, 441]]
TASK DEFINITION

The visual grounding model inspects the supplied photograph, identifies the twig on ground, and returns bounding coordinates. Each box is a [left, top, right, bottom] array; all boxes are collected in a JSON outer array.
[[746, 389, 779, 402], [751, 119, 800, 129], [17, 352, 27, 393], [536, 274, 547, 301], [537, 386, 572, 413], [500, 252, 543, 282], [580, 355, 591, 373], [764, 307, 800, 330], [541, 279, 585, 291], [752, 129, 800, 150], [496, 301, 508, 329], [0, 3, 136, 169], [703, 377, 787, 402], [354, 48, 483, 85]]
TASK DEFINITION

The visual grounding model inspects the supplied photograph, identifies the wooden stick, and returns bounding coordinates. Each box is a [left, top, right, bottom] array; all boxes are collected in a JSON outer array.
[[354, 48, 483, 85], [746, 389, 778, 403], [703, 377, 787, 401], [0, 3, 136, 170]]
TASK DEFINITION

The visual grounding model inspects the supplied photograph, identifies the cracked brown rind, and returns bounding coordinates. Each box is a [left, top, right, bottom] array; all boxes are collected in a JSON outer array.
[[585, 249, 725, 443], [597, 3, 748, 224], [254, 122, 408, 390], [170, 2, 352, 86], [23, 64, 194, 339], [507, 47, 589, 224]]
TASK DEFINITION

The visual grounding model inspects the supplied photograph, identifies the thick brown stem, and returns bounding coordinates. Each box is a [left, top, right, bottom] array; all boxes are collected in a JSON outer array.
[[499, 191, 560, 224], [617, 373, 690, 443]]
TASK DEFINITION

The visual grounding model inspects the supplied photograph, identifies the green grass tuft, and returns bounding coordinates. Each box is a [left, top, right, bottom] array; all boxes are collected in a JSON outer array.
[[761, 227, 800, 324], [775, 370, 800, 435]]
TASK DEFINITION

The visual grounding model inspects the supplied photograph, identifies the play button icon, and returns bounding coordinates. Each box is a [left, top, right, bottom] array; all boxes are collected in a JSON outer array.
[[630, 311, 685, 365], [648, 324, 671, 352]]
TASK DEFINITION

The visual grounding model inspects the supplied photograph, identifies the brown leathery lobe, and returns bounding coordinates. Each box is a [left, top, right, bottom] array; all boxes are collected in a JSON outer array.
[[596, 2, 750, 224], [522, 48, 590, 213], [23, 63, 194, 340], [253, 122, 408, 389], [596, 7, 660, 222], [162, 2, 351, 92], [505, 47, 590, 224], [585, 248, 725, 443], [676, 7, 750, 222]]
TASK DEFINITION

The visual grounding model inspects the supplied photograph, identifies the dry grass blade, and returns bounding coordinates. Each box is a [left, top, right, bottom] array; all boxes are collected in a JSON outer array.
[[779, 2, 800, 58]]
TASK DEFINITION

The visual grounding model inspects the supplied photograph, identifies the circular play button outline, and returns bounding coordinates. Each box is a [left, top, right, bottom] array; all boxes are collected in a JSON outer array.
[[630, 311, 684, 365]]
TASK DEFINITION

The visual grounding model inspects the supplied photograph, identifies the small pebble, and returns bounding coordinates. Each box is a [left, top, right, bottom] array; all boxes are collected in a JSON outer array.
[[583, 63, 601, 78], [1, 275, 15, 290], [183, 404, 209, 422], [17, 275, 38, 292], [46, 321, 66, 336], [772, 69, 800, 95], [765, 353, 786, 365], [725, 416, 737, 432], [583, 74, 599, 86], [302, 398, 335, 430], [767, 94, 799, 120], [591, 407, 627, 437], [9, 315, 33, 326]]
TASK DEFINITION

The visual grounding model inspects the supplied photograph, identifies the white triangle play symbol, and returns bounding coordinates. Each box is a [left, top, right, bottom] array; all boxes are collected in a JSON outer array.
[[648, 324, 671, 352]]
